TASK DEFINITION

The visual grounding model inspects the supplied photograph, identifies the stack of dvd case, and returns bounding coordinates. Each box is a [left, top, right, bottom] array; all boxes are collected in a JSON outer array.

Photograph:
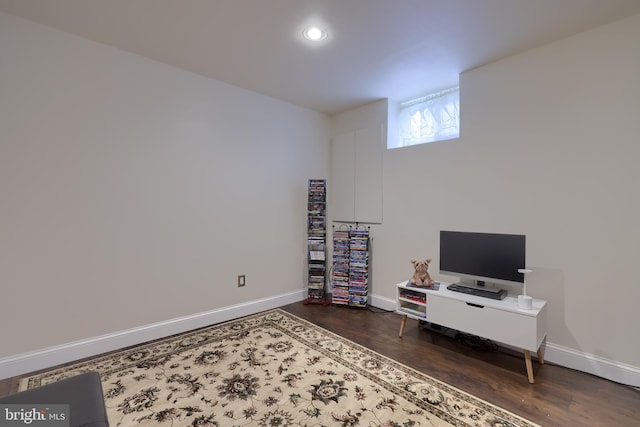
[[331, 226, 351, 305], [305, 179, 328, 305], [348, 226, 369, 307]]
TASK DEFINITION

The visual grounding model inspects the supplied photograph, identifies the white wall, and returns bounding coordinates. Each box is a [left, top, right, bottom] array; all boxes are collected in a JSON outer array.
[[0, 12, 329, 360], [457, 14, 640, 372], [343, 14, 640, 382]]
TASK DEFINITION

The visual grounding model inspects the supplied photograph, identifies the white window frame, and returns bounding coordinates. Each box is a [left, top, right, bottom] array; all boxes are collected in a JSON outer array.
[[390, 86, 460, 149]]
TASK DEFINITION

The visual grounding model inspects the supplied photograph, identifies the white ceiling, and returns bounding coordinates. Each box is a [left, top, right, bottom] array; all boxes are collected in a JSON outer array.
[[1, 0, 639, 116]]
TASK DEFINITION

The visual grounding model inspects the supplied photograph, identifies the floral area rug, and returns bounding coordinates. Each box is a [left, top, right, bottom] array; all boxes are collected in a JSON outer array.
[[19, 309, 539, 426]]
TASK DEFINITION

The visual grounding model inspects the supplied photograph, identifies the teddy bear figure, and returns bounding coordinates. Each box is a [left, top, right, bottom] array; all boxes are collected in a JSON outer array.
[[410, 259, 435, 287]]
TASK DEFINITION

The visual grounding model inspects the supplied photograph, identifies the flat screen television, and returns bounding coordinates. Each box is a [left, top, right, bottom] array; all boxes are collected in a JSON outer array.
[[439, 231, 526, 287]]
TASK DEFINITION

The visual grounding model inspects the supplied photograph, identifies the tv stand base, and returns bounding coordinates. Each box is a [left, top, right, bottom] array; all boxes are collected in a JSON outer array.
[[398, 313, 545, 383], [396, 281, 547, 384]]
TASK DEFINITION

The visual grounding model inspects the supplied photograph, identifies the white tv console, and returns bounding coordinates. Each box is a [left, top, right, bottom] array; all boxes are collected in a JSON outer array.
[[396, 281, 547, 383]]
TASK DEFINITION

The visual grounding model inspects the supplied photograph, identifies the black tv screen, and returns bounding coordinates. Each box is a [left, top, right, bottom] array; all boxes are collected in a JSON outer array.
[[439, 231, 526, 286]]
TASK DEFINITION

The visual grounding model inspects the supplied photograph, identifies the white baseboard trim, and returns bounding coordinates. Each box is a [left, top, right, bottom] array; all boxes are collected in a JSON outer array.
[[0, 290, 304, 380], [368, 293, 640, 388], [370, 294, 396, 312], [544, 343, 640, 388], [4, 290, 638, 389]]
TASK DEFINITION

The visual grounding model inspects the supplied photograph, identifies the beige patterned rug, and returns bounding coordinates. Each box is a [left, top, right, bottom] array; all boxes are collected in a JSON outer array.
[[19, 309, 539, 426]]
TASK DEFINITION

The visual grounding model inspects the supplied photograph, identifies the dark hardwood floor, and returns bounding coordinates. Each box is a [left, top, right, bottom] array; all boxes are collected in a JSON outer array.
[[2, 302, 638, 426], [280, 303, 639, 427]]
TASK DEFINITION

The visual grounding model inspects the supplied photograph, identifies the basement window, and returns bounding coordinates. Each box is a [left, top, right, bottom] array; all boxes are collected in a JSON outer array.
[[390, 86, 460, 149]]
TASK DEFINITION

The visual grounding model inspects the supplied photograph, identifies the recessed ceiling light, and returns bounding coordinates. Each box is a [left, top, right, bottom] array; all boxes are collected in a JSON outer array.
[[303, 26, 327, 41]]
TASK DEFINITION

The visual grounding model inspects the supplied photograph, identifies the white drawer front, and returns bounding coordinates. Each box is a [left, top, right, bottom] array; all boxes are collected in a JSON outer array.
[[428, 294, 540, 351]]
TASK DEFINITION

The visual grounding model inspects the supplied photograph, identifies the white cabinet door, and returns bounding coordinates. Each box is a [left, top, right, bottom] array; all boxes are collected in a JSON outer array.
[[355, 125, 383, 223], [331, 131, 356, 222], [428, 293, 544, 351], [331, 124, 383, 223]]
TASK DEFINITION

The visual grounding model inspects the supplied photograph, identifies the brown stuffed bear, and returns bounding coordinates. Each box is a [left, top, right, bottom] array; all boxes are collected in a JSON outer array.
[[410, 259, 435, 287]]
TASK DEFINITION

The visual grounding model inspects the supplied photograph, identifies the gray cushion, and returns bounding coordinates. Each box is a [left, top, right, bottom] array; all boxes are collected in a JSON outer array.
[[0, 371, 109, 427]]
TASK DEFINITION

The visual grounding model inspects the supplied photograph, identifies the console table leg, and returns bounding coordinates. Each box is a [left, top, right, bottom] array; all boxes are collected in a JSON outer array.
[[524, 350, 535, 383], [399, 314, 407, 337]]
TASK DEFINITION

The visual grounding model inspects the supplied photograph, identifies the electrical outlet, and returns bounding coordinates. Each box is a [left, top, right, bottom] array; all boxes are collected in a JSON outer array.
[[238, 275, 245, 287]]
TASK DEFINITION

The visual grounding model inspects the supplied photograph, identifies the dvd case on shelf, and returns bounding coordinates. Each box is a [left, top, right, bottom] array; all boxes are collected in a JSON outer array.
[[304, 179, 329, 306], [348, 226, 369, 307], [331, 224, 370, 307], [331, 226, 350, 305]]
